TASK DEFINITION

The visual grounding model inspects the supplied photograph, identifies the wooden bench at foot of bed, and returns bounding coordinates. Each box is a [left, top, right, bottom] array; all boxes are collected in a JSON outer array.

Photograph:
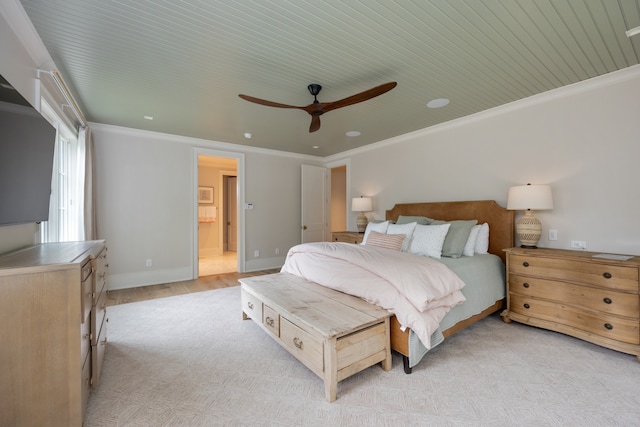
[[240, 272, 392, 402]]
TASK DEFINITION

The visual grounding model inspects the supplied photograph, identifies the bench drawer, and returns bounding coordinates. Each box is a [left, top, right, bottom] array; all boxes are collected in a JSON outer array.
[[241, 289, 262, 321], [263, 305, 280, 337], [280, 317, 323, 376]]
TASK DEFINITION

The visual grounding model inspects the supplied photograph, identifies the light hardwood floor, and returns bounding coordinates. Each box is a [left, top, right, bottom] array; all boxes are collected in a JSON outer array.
[[107, 269, 280, 306]]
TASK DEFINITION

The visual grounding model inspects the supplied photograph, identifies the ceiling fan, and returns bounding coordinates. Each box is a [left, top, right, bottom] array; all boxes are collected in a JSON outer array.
[[238, 82, 397, 133]]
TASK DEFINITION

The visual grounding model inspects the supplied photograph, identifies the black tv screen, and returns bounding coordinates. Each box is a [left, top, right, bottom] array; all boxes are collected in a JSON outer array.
[[0, 75, 56, 226]]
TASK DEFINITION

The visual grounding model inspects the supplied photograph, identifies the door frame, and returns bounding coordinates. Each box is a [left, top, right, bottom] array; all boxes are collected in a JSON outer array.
[[192, 148, 245, 277], [219, 170, 237, 252], [326, 158, 352, 232]]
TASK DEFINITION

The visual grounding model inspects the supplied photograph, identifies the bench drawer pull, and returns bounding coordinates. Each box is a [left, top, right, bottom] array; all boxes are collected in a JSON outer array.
[[293, 337, 304, 350], [247, 301, 254, 310], [265, 316, 274, 327]]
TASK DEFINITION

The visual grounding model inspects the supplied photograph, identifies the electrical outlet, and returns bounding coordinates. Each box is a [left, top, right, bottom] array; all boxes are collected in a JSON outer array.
[[254, 250, 259, 257], [571, 240, 587, 250], [548, 229, 558, 241], [146, 258, 152, 267]]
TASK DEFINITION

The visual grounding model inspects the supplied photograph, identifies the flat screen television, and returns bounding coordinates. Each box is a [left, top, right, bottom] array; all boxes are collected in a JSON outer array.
[[0, 74, 56, 226]]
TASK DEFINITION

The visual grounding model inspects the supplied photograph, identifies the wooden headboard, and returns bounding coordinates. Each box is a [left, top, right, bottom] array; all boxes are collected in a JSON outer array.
[[385, 200, 514, 264]]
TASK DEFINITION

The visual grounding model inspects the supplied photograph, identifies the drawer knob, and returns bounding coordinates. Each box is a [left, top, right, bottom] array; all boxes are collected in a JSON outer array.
[[523, 282, 530, 288], [603, 272, 612, 279], [247, 301, 254, 310], [265, 316, 274, 327], [293, 337, 304, 350], [522, 262, 530, 267], [523, 303, 530, 309], [604, 323, 613, 330], [603, 297, 612, 304]]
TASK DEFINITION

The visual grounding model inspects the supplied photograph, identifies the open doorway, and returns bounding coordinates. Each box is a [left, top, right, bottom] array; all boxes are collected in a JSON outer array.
[[197, 155, 238, 276]]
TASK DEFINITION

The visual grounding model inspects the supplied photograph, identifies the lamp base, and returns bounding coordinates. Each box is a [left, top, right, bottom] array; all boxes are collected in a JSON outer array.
[[516, 210, 542, 248], [356, 212, 368, 233]]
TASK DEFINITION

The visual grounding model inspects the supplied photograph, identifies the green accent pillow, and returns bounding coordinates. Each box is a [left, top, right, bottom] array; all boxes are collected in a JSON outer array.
[[431, 219, 478, 258], [396, 215, 433, 225]]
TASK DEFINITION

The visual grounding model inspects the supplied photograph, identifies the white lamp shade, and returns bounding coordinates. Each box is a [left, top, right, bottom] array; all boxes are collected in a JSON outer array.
[[507, 184, 553, 211], [351, 197, 372, 212]]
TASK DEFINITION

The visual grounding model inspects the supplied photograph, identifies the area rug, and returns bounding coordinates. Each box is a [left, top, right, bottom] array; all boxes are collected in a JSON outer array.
[[85, 286, 640, 426]]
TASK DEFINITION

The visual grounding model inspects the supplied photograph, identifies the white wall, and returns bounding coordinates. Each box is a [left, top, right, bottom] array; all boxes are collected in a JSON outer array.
[[332, 66, 640, 255], [92, 123, 321, 289]]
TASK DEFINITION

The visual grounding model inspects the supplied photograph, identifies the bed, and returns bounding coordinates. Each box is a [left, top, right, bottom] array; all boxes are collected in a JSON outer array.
[[283, 200, 514, 373]]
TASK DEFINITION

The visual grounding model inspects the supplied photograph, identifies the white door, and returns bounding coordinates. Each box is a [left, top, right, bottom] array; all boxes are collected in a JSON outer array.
[[301, 164, 326, 242], [226, 176, 238, 251]]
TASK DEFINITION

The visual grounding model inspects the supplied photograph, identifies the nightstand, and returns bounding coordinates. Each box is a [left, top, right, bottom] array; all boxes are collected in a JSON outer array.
[[501, 247, 640, 361], [331, 231, 364, 244]]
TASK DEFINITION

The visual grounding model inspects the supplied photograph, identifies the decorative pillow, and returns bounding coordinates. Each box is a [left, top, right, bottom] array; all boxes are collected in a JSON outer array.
[[396, 215, 433, 225], [365, 231, 405, 251], [408, 223, 451, 259], [431, 219, 478, 258], [474, 223, 490, 254], [386, 222, 417, 252], [362, 220, 390, 244], [463, 225, 481, 256]]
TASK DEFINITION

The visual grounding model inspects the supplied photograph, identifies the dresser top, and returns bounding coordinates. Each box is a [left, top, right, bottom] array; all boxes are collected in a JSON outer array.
[[0, 240, 105, 270], [505, 247, 640, 266]]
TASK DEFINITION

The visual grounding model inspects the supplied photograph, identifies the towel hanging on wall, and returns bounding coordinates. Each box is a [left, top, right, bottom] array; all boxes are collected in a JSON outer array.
[[198, 206, 217, 222]]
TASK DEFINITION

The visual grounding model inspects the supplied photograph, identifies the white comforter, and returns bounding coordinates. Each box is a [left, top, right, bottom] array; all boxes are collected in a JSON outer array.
[[281, 242, 466, 349]]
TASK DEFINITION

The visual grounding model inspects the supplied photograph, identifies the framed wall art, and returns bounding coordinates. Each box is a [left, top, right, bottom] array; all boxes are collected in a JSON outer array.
[[198, 186, 214, 203]]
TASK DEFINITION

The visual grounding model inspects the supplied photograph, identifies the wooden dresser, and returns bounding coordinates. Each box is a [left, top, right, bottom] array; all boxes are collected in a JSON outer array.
[[502, 247, 640, 360], [0, 240, 108, 427], [331, 231, 364, 244]]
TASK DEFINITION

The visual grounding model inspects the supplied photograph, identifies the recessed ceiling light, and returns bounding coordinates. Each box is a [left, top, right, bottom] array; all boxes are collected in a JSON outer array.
[[312, 146, 319, 149], [244, 132, 252, 139], [346, 131, 361, 137], [143, 115, 154, 120], [426, 98, 450, 109]]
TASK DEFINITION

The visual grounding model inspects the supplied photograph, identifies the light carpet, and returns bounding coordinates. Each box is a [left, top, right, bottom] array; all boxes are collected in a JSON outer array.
[[86, 286, 640, 426]]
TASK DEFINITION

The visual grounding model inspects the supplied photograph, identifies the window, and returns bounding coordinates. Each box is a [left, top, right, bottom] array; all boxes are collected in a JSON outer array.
[[39, 100, 84, 242]]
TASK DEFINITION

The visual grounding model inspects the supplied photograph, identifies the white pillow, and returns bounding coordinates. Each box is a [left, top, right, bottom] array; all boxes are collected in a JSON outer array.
[[386, 222, 417, 252], [407, 223, 451, 259], [474, 223, 490, 254], [362, 220, 390, 244], [463, 225, 481, 256]]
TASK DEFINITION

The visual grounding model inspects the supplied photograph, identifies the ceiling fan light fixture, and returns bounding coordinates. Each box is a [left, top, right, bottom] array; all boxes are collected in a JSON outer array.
[[346, 131, 361, 137], [427, 98, 450, 108]]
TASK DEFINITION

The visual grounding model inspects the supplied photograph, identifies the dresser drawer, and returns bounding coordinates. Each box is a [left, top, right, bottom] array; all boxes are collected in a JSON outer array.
[[241, 289, 263, 321], [509, 274, 640, 318], [510, 254, 639, 292], [81, 311, 91, 362], [81, 350, 91, 420], [263, 305, 280, 337], [91, 321, 107, 388], [91, 288, 107, 346], [280, 317, 323, 376], [93, 248, 108, 300], [331, 232, 364, 244], [81, 261, 93, 323], [509, 293, 640, 344]]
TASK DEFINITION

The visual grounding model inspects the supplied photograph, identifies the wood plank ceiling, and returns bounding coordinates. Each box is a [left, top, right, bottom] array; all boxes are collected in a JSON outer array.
[[19, 0, 640, 156]]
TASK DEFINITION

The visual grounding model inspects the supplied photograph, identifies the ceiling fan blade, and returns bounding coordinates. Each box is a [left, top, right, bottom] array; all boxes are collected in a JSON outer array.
[[238, 94, 304, 110], [309, 115, 321, 132], [321, 82, 397, 113]]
